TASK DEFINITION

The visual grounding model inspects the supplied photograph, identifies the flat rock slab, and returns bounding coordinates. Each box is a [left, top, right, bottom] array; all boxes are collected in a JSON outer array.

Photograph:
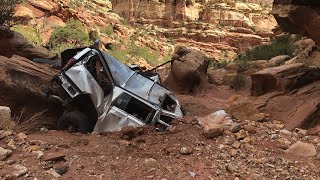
[[251, 63, 320, 96], [43, 151, 66, 161]]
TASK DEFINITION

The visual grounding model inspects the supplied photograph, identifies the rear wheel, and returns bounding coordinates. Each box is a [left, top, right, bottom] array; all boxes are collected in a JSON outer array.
[[57, 110, 92, 133]]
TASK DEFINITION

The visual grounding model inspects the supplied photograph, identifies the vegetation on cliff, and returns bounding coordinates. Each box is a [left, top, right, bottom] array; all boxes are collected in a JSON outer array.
[[48, 18, 91, 53]]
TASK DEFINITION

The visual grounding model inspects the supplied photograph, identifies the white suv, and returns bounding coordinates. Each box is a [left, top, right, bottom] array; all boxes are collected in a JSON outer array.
[[46, 43, 183, 133]]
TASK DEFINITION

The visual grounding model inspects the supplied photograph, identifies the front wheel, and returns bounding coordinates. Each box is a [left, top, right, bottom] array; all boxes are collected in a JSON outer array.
[[57, 110, 93, 133]]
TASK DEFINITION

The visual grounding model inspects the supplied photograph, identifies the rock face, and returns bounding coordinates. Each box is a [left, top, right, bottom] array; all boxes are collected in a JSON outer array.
[[112, 0, 277, 60], [250, 63, 320, 96], [0, 26, 55, 60], [0, 55, 63, 119], [164, 46, 210, 94], [14, 0, 118, 44], [273, 0, 320, 44]]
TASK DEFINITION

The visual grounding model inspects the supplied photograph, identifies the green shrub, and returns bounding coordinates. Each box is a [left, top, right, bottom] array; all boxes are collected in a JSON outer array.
[[48, 18, 91, 53], [236, 37, 295, 62], [120, 19, 129, 26], [235, 60, 250, 73], [107, 40, 162, 65], [108, 50, 128, 63], [12, 25, 42, 45], [168, 37, 176, 45], [127, 43, 159, 66], [210, 60, 230, 69], [102, 25, 113, 35], [230, 74, 246, 90]]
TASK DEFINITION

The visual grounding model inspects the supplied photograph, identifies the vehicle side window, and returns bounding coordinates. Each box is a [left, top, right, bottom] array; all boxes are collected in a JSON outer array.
[[112, 93, 154, 123]]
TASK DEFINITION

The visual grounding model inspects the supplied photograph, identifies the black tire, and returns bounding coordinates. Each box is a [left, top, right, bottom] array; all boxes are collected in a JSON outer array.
[[57, 110, 92, 133]]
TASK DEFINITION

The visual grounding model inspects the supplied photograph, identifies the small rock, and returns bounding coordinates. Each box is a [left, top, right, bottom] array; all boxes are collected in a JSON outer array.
[[228, 149, 238, 157], [12, 164, 28, 177], [280, 129, 291, 135], [7, 139, 15, 146], [243, 125, 256, 134], [6, 160, 15, 165], [118, 140, 131, 146], [0, 147, 12, 161], [219, 153, 227, 159], [33, 150, 44, 159], [270, 134, 279, 140], [3, 130, 13, 137], [285, 141, 317, 157], [40, 127, 49, 133], [242, 137, 251, 143], [277, 138, 291, 149], [225, 163, 237, 173], [144, 158, 158, 169], [250, 113, 267, 122], [235, 130, 247, 140], [244, 143, 256, 152], [54, 165, 69, 175], [231, 141, 241, 149], [180, 147, 193, 155], [203, 124, 224, 138], [43, 151, 66, 161], [17, 133, 27, 141], [189, 171, 196, 178], [297, 129, 307, 136], [229, 123, 242, 133], [47, 168, 61, 178], [28, 145, 41, 152]]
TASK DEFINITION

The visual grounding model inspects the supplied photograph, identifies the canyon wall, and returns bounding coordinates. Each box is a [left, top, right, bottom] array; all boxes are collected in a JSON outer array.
[[112, 0, 277, 60]]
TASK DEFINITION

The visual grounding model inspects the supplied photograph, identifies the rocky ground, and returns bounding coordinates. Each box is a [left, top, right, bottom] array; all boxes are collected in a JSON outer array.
[[1, 0, 320, 179], [0, 84, 320, 179]]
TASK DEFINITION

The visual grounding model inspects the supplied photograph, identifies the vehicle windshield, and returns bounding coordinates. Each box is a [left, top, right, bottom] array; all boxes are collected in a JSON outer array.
[[102, 53, 134, 86], [102, 52, 171, 105]]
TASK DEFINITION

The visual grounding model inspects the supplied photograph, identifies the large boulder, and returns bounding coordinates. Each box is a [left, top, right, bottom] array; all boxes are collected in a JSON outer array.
[[13, 5, 34, 22], [0, 26, 55, 60], [268, 55, 291, 66], [272, 0, 320, 44], [250, 63, 320, 96], [285, 141, 317, 157], [228, 101, 260, 122], [164, 46, 210, 94], [0, 55, 63, 119]]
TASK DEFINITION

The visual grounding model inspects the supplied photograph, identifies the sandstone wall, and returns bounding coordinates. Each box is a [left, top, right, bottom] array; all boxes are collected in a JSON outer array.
[[272, 0, 320, 44], [112, 0, 277, 60]]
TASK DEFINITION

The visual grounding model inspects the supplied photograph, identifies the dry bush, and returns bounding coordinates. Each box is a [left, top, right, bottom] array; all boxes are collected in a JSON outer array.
[[230, 74, 246, 90], [14, 110, 56, 133]]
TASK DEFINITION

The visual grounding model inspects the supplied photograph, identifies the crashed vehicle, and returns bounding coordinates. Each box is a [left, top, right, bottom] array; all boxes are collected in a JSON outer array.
[[46, 41, 183, 133]]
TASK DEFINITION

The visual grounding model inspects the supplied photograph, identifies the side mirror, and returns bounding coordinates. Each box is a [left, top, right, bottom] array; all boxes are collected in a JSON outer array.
[[93, 39, 102, 50]]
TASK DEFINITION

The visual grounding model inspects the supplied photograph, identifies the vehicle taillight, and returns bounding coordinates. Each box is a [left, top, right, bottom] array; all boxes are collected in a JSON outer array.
[[62, 58, 76, 72]]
